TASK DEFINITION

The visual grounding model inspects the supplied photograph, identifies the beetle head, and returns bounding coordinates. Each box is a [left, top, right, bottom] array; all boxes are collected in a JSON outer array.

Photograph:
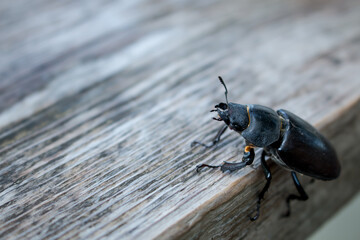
[[212, 77, 249, 132]]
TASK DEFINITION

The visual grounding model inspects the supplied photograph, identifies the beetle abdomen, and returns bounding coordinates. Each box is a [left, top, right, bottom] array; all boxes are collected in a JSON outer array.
[[275, 109, 340, 180]]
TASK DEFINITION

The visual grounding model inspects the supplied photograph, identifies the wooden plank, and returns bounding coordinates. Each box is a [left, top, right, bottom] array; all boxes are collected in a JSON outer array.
[[0, 0, 360, 239]]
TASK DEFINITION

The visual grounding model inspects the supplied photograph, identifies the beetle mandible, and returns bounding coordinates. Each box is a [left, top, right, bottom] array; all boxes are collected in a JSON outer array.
[[191, 76, 341, 221]]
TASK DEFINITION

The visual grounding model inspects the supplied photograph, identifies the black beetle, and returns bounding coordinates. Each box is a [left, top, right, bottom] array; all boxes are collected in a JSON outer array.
[[191, 76, 341, 221]]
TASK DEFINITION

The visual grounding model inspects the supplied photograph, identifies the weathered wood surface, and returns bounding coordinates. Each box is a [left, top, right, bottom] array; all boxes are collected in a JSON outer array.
[[1, 0, 360, 239]]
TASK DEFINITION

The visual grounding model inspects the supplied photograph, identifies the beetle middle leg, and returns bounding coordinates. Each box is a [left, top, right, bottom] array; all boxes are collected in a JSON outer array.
[[191, 125, 228, 148], [250, 150, 272, 221], [283, 171, 309, 217]]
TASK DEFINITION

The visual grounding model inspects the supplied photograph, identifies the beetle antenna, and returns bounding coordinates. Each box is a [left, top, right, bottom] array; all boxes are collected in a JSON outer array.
[[218, 76, 229, 105]]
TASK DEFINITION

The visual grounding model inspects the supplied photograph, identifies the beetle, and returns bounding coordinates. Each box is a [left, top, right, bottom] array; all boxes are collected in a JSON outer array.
[[191, 76, 341, 221]]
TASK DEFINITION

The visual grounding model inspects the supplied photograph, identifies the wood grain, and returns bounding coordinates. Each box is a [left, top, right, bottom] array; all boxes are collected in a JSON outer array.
[[1, 0, 360, 239]]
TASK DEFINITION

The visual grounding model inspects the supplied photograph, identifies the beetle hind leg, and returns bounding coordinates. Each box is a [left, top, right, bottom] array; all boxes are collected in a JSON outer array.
[[283, 171, 309, 217], [250, 150, 272, 221]]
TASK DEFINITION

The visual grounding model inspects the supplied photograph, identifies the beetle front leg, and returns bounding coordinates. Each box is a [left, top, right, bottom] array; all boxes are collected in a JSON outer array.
[[283, 171, 309, 217], [191, 125, 228, 148], [220, 146, 255, 172], [196, 145, 254, 173], [250, 150, 272, 221]]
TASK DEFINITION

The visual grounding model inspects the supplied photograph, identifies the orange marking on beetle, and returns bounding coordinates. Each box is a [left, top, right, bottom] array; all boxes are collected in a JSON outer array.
[[245, 146, 253, 152]]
